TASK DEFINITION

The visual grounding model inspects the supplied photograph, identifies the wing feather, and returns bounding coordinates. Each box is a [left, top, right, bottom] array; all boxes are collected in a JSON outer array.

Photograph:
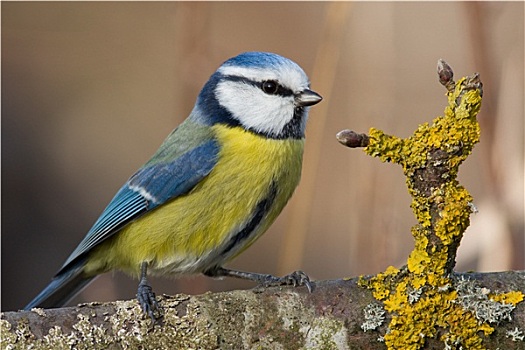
[[57, 138, 219, 274]]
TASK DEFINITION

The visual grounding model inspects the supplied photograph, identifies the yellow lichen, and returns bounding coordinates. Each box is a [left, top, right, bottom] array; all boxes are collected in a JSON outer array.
[[360, 71, 524, 349], [490, 291, 524, 305], [407, 249, 431, 275]]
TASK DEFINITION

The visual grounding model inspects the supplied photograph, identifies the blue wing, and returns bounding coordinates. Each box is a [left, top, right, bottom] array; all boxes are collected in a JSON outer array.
[[57, 138, 219, 274]]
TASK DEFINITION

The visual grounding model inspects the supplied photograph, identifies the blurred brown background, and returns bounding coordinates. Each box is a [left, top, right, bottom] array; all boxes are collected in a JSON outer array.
[[2, 2, 523, 312]]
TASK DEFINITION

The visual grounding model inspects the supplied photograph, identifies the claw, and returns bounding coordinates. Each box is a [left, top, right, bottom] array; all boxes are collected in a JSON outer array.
[[137, 262, 162, 324], [289, 270, 313, 293], [137, 281, 162, 323], [205, 267, 314, 293], [260, 270, 313, 293]]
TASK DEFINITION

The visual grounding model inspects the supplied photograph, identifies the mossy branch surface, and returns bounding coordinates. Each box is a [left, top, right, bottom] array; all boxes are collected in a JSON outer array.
[[338, 60, 524, 349], [2, 274, 524, 350]]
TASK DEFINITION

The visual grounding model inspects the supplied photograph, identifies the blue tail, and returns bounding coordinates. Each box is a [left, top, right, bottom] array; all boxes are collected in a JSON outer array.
[[24, 258, 94, 310]]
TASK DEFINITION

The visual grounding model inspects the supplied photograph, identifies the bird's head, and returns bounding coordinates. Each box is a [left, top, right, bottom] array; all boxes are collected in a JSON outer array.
[[193, 52, 322, 139]]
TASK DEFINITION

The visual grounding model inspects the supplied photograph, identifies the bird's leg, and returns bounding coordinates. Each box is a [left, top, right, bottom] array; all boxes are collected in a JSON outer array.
[[204, 266, 313, 293], [137, 262, 162, 323]]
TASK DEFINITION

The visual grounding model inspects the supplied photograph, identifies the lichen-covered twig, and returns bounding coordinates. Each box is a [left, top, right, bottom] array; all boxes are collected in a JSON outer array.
[[338, 60, 524, 350]]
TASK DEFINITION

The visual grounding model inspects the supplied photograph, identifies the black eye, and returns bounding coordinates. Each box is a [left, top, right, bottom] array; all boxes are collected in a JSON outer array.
[[261, 80, 279, 95]]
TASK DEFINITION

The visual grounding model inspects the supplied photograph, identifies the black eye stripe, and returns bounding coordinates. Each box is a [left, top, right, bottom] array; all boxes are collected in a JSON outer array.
[[222, 75, 294, 97]]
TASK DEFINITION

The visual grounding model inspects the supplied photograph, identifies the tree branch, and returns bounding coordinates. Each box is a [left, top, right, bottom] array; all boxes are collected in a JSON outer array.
[[335, 60, 525, 349], [2, 273, 525, 349]]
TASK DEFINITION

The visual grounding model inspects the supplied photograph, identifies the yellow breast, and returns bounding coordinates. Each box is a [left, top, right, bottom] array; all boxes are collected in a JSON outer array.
[[85, 125, 304, 277]]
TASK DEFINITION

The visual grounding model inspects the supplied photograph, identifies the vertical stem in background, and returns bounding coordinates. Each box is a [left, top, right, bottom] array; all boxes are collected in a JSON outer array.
[[463, 2, 524, 270], [278, 2, 351, 275], [463, 2, 498, 196], [174, 2, 214, 114]]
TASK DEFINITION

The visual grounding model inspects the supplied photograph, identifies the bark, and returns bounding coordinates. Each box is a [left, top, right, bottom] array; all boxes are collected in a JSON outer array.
[[2, 273, 525, 349]]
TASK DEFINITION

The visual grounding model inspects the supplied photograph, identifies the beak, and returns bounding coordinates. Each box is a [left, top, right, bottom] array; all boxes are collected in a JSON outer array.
[[295, 89, 323, 107]]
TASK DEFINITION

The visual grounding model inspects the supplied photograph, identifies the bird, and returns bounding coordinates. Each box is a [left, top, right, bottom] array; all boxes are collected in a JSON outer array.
[[24, 52, 322, 321]]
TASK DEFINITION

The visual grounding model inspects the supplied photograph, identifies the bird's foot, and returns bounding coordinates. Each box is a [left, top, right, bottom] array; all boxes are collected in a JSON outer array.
[[256, 270, 313, 293], [137, 280, 162, 324], [204, 267, 313, 293]]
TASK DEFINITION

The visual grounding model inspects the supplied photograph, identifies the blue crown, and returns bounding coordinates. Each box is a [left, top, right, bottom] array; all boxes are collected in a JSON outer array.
[[222, 52, 292, 70]]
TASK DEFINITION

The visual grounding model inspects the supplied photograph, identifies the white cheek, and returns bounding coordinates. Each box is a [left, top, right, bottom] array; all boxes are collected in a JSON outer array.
[[216, 81, 294, 135]]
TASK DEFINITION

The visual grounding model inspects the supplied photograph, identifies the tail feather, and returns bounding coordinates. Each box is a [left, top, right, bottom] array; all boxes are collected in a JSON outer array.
[[24, 259, 95, 310]]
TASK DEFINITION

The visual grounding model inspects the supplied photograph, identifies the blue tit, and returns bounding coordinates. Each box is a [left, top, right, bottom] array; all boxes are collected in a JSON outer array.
[[24, 52, 322, 321]]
